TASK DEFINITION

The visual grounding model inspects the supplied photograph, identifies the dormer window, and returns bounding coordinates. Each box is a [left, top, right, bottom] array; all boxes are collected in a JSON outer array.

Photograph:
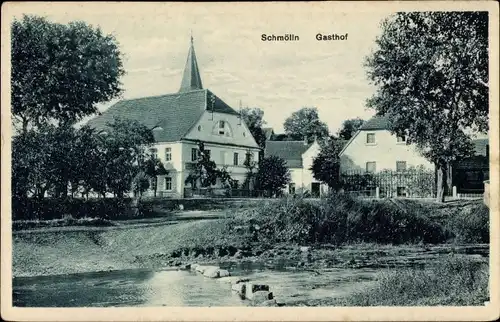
[[212, 120, 232, 137], [218, 120, 225, 135]]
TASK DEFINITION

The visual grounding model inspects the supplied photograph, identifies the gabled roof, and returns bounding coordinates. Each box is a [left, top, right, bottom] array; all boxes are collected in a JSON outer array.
[[358, 115, 390, 131], [86, 89, 239, 142], [179, 36, 203, 92], [265, 140, 312, 168], [262, 127, 274, 140]]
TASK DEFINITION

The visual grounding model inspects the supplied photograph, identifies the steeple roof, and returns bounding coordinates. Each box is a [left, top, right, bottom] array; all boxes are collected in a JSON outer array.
[[179, 36, 203, 92]]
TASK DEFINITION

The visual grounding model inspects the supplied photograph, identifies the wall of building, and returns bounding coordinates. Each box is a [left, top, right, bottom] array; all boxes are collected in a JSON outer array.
[[340, 129, 434, 173], [150, 141, 259, 196], [185, 111, 259, 149], [285, 142, 327, 195]]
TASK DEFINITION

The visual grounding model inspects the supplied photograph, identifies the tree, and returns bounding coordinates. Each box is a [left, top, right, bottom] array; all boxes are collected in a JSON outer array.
[[11, 15, 125, 132], [310, 138, 343, 190], [144, 157, 168, 197], [256, 156, 291, 197], [132, 171, 150, 199], [101, 118, 155, 198], [185, 141, 218, 189], [283, 107, 329, 143], [241, 107, 267, 149], [243, 150, 258, 191], [12, 124, 104, 199], [365, 12, 488, 202], [337, 118, 365, 140]]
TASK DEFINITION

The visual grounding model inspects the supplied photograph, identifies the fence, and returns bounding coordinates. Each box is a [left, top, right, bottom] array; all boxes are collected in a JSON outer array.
[[183, 188, 268, 198], [340, 169, 437, 198]]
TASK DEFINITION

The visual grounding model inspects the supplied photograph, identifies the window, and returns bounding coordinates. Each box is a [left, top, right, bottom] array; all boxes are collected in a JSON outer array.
[[218, 120, 225, 135], [206, 149, 211, 158], [191, 148, 198, 162], [397, 187, 407, 197], [197, 125, 202, 131], [245, 152, 252, 165], [165, 177, 172, 191], [164, 147, 172, 162], [396, 161, 407, 172], [397, 135, 406, 143], [366, 161, 376, 173], [366, 133, 376, 144], [233, 152, 239, 166], [150, 148, 158, 159]]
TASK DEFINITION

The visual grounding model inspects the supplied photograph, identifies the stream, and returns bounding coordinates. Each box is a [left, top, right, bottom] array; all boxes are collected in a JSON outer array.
[[13, 263, 378, 307]]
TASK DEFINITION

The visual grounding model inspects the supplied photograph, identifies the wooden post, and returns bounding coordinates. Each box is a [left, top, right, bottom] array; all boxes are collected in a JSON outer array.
[[375, 186, 380, 199], [452, 186, 457, 198]]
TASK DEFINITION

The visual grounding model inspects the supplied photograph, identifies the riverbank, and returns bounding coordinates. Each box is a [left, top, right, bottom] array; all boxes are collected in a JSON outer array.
[[13, 196, 489, 277], [13, 218, 488, 278], [12, 196, 490, 306]]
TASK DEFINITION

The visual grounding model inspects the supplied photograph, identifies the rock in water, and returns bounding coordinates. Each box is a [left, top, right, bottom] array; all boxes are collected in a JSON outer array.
[[244, 283, 270, 300], [195, 265, 214, 274], [218, 269, 230, 278], [231, 283, 246, 297], [218, 277, 233, 283], [251, 291, 274, 304], [219, 277, 248, 284], [202, 266, 221, 278]]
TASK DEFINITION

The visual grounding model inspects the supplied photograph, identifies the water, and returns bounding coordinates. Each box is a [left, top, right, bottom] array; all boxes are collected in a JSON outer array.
[[13, 264, 378, 307]]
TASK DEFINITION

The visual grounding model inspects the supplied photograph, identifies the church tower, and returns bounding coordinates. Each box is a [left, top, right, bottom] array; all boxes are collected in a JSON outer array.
[[178, 35, 203, 92]]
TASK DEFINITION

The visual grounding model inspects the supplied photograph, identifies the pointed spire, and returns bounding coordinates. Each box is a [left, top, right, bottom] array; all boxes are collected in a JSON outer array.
[[179, 34, 203, 92]]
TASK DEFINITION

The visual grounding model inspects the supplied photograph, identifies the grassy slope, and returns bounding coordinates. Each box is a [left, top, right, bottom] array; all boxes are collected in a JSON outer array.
[[13, 198, 489, 277], [13, 219, 243, 277], [339, 256, 489, 306]]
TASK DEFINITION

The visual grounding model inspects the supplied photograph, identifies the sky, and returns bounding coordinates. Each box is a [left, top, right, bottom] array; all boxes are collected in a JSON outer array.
[[6, 2, 394, 134]]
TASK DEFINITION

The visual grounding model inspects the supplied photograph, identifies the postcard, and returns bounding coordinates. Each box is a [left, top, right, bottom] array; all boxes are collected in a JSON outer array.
[[1, 1, 499, 321]]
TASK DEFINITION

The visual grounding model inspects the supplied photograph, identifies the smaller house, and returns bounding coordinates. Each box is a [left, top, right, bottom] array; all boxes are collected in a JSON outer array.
[[265, 139, 328, 197]]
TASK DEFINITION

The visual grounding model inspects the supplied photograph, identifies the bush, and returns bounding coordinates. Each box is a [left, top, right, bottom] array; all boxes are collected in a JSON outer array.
[[12, 197, 132, 220], [244, 192, 449, 245], [343, 255, 489, 306], [445, 202, 489, 243]]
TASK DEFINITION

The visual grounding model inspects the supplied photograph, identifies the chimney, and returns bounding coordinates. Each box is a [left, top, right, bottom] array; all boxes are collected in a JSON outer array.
[[303, 136, 308, 146]]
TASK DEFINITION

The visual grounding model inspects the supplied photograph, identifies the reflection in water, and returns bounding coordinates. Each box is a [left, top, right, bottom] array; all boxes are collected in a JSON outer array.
[[142, 270, 246, 307], [13, 265, 379, 307], [13, 269, 155, 307]]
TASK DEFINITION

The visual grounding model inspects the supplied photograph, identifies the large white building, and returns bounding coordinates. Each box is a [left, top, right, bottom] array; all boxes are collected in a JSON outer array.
[[88, 37, 260, 198]]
